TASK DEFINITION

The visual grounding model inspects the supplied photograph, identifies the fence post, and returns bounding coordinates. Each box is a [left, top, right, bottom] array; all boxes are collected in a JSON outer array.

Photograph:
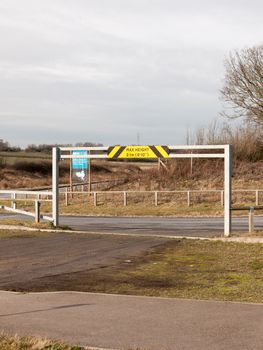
[[155, 191, 158, 206], [187, 191, 191, 207], [221, 190, 224, 206], [94, 192, 97, 206], [248, 207, 255, 234], [35, 200, 40, 223], [123, 191, 127, 206], [65, 188, 68, 206], [256, 190, 259, 206], [12, 193, 17, 210]]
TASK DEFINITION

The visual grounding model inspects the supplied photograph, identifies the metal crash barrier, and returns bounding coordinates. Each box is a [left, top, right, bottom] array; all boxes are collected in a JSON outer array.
[[231, 206, 263, 233]]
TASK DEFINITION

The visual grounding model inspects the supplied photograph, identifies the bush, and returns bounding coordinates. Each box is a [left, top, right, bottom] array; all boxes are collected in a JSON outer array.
[[189, 122, 263, 162], [12, 161, 52, 175]]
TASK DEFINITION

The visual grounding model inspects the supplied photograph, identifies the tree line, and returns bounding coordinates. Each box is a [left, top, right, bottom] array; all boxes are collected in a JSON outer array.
[[0, 140, 103, 153]]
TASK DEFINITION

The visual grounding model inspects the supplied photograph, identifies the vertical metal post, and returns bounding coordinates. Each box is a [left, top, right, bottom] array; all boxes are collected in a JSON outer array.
[[94, 192, 97, 206], [155, 191, 158, 206], [224, 145, 232, 237], [187, 191, 191, 207], [52, 147, 59, 227], [248, 207, 254, 234], [35, 200, 40, 223], [256, 190, 259, 206]]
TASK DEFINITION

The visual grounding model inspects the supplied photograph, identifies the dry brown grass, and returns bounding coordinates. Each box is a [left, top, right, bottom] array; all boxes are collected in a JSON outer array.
[[0, 333, 83, 350]]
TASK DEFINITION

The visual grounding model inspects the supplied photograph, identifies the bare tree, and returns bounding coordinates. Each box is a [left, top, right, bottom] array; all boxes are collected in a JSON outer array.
[[220, 45, 263, 124]]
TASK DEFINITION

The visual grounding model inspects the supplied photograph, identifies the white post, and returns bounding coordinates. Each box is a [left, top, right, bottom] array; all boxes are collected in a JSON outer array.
[[187, 191, 191, 207], [35, 200, 40, 223], [256, 190, 259, 206], [94, 192, 97, 206], [52, 147, 60, 227], [224, 145, 232, 237], [155, 191, 158, 206], [12, 193, 17, 210], [65, 188, 68, 206], [123, 191, 127, 206]]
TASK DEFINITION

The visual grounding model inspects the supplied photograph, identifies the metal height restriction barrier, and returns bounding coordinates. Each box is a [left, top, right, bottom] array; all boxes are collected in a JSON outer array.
[[52, 145, 232, 236]]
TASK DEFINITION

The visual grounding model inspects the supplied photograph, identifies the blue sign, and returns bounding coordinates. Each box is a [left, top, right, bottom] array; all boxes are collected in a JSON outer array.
[[72, 150, 88, 170]]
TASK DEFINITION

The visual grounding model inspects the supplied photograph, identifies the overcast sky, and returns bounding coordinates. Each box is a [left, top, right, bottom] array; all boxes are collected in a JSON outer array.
[[0, 0, 262, 147]]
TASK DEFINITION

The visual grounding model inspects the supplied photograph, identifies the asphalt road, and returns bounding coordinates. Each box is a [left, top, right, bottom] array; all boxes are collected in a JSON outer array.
[[0, 291, 263, 350], [1, 213, 263, 237], [0, 233, 167, 290], [61, 215, 261, 237]]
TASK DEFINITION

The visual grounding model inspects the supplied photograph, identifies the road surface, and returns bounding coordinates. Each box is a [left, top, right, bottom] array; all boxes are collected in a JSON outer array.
[[0, 232, 168, 290], [0, 291, 262, 350], [1, 213, 263, 237]]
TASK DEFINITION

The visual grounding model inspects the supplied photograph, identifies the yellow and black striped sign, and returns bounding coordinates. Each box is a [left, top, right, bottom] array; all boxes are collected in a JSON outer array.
[[108, 145, 170, 159]]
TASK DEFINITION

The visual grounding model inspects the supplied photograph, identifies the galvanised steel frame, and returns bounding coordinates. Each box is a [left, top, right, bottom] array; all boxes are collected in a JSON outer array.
[[53, 145, 232, 236]]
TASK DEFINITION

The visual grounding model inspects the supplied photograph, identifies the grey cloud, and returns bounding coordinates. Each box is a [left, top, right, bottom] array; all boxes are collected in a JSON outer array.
[[0, 0, 262, 147]]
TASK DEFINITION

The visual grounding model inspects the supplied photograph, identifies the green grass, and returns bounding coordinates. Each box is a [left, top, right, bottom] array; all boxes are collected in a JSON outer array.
[[0, 333, 83, 350], [116, 240, 263, 302]]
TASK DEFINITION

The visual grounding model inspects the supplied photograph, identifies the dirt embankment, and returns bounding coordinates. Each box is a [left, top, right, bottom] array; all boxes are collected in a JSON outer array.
[[0, 160, 138, 189], [1, 157, 263, 191]]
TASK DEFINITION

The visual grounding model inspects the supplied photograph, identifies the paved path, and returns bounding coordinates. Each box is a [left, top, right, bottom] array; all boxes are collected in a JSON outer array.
[[0, 291, 262, 350], [0, 233, 168, 290], [1, 213, 263, 237]]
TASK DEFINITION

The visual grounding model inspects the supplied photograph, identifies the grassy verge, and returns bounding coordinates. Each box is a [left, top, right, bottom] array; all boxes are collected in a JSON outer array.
[[18, 200, 224, 217], [14, 198, 263, 217], [16, 239, 263, 303], [0, 219, 71, 231], [0, 219, 54, 229], [0, 229, 55, 239], [59, 202, 224, 216], [0, 333, 83, 350]]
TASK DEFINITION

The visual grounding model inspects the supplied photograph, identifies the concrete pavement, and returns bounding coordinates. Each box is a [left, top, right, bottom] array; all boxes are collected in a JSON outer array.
[[0, 291, 262, 350]]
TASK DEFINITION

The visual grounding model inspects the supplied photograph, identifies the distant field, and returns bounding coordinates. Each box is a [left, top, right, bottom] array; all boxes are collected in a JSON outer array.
[[0, 151, 50, 164], [0, 151, 156, 169]]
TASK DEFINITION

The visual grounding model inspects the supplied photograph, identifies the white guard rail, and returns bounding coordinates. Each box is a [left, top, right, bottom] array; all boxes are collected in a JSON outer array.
[[0, 190, 53, 223]]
